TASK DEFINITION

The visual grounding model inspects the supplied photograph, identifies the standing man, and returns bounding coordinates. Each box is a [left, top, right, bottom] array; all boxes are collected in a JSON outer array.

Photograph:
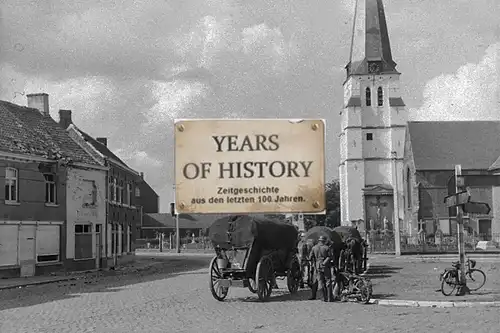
[[308, 236, 334, 302]]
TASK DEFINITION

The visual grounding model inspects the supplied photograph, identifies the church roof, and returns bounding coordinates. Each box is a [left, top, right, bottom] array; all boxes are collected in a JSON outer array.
[[347, 0, 399, 76], [407, 121, 500, 170]]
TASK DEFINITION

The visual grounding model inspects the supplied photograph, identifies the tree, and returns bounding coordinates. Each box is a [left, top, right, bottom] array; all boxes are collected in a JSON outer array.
[[315, 179, 341, 229]]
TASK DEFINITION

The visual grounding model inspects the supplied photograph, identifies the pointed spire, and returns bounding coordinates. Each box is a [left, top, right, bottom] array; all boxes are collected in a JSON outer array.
[[347, 0, 398, 76]]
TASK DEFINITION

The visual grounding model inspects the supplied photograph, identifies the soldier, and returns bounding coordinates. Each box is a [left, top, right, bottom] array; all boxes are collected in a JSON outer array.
[[308, 235, 334, 302]]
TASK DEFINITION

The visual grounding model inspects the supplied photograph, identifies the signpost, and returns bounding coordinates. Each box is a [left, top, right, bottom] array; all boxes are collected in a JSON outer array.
[[444, 165, 470, 295], [174, 119, 326, 215]]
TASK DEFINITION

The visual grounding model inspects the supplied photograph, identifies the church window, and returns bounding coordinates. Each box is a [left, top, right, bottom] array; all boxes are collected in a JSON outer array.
[[365, 88, 371, 106], [406, 168, 412, 208], [377, 87, 383, 106], [366, 133, 373, 141]]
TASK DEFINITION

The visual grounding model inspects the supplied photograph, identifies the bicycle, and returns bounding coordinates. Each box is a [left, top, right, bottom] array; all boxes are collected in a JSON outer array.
[[338, 270, 373, 304], [439, 259, 486, 296]]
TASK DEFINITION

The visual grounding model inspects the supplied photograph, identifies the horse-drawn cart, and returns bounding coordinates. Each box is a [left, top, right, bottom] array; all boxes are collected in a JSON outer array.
[[333, 226, 368, 274], [208, 215, 302, 302]]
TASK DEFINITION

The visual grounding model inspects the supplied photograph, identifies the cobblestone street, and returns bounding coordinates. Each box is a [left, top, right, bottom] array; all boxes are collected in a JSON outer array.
[[0, 255, 499, 333]]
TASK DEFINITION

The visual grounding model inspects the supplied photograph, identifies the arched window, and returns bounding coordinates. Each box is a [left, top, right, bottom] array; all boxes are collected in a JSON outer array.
[[365, 88, 371, 106], [377, 87, 383, 106], [406, 168, 412, 208]]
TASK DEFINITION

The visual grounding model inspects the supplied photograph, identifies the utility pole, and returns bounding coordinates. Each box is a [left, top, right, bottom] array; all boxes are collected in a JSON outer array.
[[171, 201, 180, 254], [454, 165, 470, 295], [391, 151, 401, 256]]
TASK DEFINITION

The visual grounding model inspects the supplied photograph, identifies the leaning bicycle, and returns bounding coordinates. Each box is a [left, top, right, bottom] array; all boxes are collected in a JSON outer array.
[[439, 259, 486, 296]]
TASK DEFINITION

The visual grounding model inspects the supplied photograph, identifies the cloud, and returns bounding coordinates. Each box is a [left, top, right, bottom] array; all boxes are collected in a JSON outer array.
[[0, 64, 117, 121], [114, 149, 163, 169], [410, 42, 499, 121]]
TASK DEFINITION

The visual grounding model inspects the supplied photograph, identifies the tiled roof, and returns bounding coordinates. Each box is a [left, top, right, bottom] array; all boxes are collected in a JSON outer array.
[[408, 121, 500, 170], [76, 129, 126, 164], [0, 100, 98, 165], [143, 213, 219, 230]]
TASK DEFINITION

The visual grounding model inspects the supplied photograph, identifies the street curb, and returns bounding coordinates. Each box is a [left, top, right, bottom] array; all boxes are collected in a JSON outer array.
[[0, 276, 77, 291], [368, 299, 500, 308]]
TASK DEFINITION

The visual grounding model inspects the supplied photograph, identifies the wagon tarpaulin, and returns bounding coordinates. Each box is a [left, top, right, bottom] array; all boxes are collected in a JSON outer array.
[[303, 226, 343, 246], [333, 226, 363, 242], [208, 215, 299, 251]]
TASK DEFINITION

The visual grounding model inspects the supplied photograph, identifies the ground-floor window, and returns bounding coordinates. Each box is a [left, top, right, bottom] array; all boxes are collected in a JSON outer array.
[[75, 224, 93, 259], [36, 225, 60, 263], [128, 225, 132, 252], [121, 226, 126, 253], [0, 225, 19, 266]]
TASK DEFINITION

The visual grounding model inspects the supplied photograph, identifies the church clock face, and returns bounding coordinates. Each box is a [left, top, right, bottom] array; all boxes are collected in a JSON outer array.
[[368, 62, 381, 74]]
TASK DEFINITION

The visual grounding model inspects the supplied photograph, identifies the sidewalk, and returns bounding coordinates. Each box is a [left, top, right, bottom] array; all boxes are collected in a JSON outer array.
[[0, 255, 166, 291], [365, 256, 500, 306]]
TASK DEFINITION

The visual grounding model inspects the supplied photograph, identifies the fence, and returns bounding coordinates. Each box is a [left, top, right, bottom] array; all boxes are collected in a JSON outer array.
[[135, 237, 214, 250], [365, 230, 500, 254]]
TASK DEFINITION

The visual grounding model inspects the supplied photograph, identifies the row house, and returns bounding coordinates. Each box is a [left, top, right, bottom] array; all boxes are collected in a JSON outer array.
[[59, 109, 142, 264], [0, 94, 107, 277]]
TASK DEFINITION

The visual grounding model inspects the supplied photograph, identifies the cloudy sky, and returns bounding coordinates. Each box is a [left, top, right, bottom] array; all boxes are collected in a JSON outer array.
[[1, 0, 498, 212]]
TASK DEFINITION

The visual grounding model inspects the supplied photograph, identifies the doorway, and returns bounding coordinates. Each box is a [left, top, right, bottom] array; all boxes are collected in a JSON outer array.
[[19, 225, 36, 277], [478, 219, 492, 241]]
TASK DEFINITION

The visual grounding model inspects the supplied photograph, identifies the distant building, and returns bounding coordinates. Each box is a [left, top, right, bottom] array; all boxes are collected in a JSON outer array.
[[404, 121, 500, 242], [135, 172, 159, 213], [141, 213, 219, 239], [0, 94, 106, 277]]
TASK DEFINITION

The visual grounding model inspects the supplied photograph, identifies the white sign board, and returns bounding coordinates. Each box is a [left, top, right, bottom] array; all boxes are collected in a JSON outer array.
[[174, 119, 325, 214]]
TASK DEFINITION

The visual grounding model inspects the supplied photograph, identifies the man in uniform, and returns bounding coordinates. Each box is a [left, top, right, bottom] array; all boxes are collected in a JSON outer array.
[[308, 235, 334, 302]]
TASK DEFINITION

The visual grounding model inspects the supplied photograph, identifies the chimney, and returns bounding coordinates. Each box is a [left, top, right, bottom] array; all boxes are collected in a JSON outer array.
[[140, 172, 144, 179], [96, 137, 108, 146], [27, 93, 49, 116], [59, 110, 73, 129]]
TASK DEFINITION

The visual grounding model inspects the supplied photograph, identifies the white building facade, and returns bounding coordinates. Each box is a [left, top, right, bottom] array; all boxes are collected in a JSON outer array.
[[339, 0, 407, 234], [66, 166, 107, 270]]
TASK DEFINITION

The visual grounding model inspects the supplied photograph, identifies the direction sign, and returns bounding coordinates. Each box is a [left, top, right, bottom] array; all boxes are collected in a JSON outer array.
[[448, 175, 500, 194], [462, 202, 491, 215], [444, 189, 471, 207]]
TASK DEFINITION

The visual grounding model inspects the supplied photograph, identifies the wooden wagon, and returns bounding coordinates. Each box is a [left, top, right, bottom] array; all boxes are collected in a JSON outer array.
[[208, 215, 302, 302]]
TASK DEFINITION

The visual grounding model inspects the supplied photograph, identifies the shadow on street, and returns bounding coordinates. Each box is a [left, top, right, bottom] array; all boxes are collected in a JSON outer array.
[[364, 265, 403, 279]]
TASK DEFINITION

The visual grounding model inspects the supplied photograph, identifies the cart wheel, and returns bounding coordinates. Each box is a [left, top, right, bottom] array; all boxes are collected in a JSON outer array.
[[256, 255, 274, 302], [287, 256, 301, 294], [247, 278, 257, 293], [209, 256, 229, 301]]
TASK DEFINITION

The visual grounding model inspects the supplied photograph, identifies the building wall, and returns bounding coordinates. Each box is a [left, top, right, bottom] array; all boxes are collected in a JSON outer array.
[[340, 73, 406, 226], [107, 165, 140, 255], [0, 160, 66, 221], [0, 158, 66, 277], [66, 167, 106, 270], [135, 181, 159, 214]]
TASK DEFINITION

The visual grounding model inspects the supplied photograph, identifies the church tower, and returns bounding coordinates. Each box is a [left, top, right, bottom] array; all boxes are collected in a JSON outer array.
[[339, 0, 407, 233]]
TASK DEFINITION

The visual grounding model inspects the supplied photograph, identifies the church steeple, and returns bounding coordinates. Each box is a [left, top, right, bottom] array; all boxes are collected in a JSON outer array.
[[346, 0, 398, 77]]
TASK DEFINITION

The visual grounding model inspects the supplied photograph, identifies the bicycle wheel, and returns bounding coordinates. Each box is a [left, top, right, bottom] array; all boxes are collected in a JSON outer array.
[[441, 271, 457, 296], [467, 269, 486, 291]]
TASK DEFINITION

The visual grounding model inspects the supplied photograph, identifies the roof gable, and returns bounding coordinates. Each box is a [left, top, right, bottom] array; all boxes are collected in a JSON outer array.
[[407, 121, 500, 170], [0, 100, 98, 165]]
